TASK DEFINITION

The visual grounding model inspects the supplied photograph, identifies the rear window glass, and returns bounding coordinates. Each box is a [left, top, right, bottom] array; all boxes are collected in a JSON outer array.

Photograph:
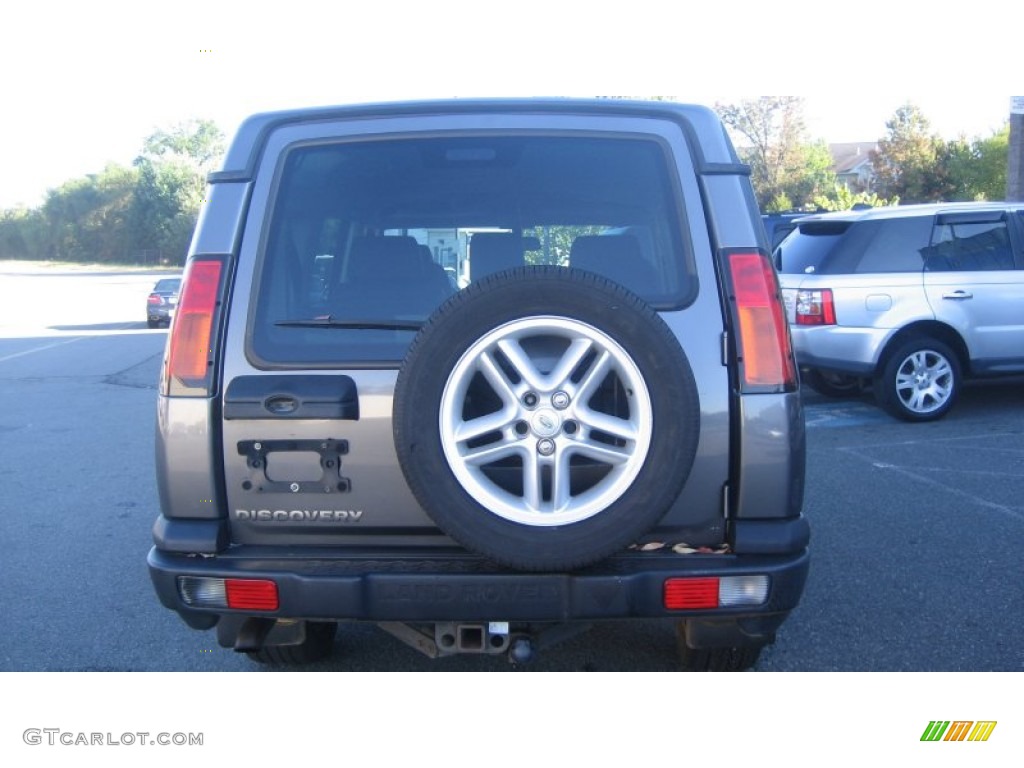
[[776, 221, 849, 274], [250, 134, 691, 366], [777, 217, 932, 275], [154, 278, 181, 292]]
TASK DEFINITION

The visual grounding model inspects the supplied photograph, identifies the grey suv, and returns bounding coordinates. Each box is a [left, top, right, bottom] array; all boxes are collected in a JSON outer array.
[[777, 203, 1024, 421], [148, 99, 808, 671]]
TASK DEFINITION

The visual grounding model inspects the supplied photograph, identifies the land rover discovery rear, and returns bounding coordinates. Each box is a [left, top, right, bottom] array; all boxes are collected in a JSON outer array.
[[148, 99, 808, 671]]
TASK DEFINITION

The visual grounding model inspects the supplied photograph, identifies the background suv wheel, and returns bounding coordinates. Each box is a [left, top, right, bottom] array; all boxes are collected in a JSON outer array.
[[875, 338, 960, 422]]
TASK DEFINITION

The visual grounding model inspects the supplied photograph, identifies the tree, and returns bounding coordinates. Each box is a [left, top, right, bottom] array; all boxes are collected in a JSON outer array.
[[128, 159, 205, 264], [140, 118, 225, 171], [715, 97, 836, 211], [812, 184, 896, 212], [870, 104, 949, 203], [40, 164, 138, 262], [129, 119, 226, 264], [943, 123, 1009, 201], [0, 119, 225, 264], [0, 206, 47, 260]]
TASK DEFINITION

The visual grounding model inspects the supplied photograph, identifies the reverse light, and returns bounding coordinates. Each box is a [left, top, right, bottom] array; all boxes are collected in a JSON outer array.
[[663, 575, 770, 610], [718, 575, 770, 607], [795, 289, 836, 326], [726, 251, 798, 391], [178, 577, 279, 611], [162, 259, 223, 396]]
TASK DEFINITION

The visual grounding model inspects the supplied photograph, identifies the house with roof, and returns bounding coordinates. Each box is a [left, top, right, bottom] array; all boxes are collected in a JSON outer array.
[[830, 142, 877, 192]]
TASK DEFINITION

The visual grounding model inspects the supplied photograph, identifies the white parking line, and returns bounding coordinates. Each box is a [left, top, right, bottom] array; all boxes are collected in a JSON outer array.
[[0, 336, 85, 363], [843, 446, 1024, 523]]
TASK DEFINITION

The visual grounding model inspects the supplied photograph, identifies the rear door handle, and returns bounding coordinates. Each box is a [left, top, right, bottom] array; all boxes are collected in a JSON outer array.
[[942, 290, 973, 300]]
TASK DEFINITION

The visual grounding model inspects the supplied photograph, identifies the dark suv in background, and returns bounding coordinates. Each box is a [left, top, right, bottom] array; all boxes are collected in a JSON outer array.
[[778, 203, 1024, 420], [148, 99, 808, 671], [762, 210, 823, 251]]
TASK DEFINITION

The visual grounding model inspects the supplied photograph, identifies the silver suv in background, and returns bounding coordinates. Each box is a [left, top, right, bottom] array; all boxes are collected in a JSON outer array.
[[778, 203, 1024, 421], [148, 99, 808, 671]]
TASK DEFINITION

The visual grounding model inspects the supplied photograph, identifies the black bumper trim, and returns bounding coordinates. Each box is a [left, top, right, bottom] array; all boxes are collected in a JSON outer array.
[[149, 547, 809, 624], [152, 516, 229, 553], [730, 516, 810, 554]]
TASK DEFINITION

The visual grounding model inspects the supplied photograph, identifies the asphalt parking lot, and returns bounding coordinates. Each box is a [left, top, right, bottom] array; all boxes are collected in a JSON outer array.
[[0, 262, 1021, 671]]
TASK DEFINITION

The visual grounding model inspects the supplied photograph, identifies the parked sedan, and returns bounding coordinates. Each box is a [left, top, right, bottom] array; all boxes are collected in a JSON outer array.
[[146, 277, 181, 328]]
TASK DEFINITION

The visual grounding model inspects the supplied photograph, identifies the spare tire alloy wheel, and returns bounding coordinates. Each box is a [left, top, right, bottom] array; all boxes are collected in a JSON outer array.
[[394, 268, 701, 571], [876, 338, 960, 422], [441, 315, 651, 526]]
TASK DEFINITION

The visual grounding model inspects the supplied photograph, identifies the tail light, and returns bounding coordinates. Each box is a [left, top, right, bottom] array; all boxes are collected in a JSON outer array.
[[147, 294, 163, 306], [161, 259, 224, 396], [663, 575, 769, 609], [795, 289, 836, 325], [664, 578, 719, 609], [725, 251, 798, 392], [225, 579, 279, 611], [178, 577, 279, 611]]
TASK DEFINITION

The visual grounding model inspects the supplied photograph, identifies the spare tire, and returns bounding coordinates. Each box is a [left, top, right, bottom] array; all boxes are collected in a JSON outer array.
[[393, 267, 700, 571]]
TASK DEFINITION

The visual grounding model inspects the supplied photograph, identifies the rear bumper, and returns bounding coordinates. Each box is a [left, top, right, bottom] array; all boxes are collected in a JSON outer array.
[[791, 325, 889, 375], [148, 544, 809, 631]]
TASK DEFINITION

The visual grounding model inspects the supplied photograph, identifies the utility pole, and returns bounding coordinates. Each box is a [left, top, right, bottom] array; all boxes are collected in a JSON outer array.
[[1009, 97, 1024, 201]]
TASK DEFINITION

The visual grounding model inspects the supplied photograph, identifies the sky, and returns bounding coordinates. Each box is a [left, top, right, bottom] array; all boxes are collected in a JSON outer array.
[[2, 0, 1020, 210]]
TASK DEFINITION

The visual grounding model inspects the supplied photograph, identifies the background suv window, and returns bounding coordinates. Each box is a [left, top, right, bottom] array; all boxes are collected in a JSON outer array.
[[926, 220, 1014, 271]]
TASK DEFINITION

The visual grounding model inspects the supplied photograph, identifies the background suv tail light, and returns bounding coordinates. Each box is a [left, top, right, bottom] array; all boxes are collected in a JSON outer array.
[[795, 289, 836, 325], [725, 251, 798, 392]]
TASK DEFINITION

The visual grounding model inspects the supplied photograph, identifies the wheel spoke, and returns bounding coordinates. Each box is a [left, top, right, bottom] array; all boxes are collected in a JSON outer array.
[[570, 440, 632, 465], [908, 389, 925, 411], [462, 439, 523, 466], [930, 381, 951, 403], [576, 408, 638, 443], [551, 452, 573, 511], [496, 338, 544, 390], [572, 349, 613, 401], [545, 337, 594, 389], [477, 350, 523, 404], [453, 409, 516, 445], [522, 455, 543, 511], [895, 369, 915, 386]]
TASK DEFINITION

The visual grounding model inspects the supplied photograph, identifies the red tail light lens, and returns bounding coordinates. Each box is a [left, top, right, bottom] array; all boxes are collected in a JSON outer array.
[[162, 259, 223, 396], [727, 251, 798, 392], [795, 289, 836, 326], [664, 578, 719, 609], [147, 294, 162, 306], [225, 579, 279, 611]]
